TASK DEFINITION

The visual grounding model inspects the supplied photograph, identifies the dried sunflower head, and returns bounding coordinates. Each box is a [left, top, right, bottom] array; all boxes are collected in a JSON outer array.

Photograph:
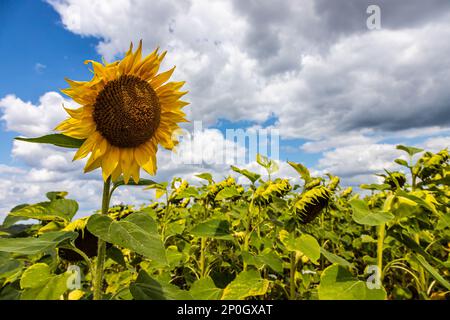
[[294, 186, 331, 224]]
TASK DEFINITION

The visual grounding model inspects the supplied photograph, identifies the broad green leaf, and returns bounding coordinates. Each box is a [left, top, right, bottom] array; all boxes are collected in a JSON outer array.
[[287, 161, 311, 183], [15, 134, 85, 149], [297, 234, 320, 264], [415, 255, 450, 290], [318, 264, 386, 300], [215, 186, 240, 201], [195, 173, 214, 184], [396, 145, 424, 157], [395, 190, 437, 215], [320, 248, 353, 268], [130, 270, 192, 300], [2, 204, 30, 227], [242, 251, 283, 273], [0, 260, 22, 279], [0, 231, 77, 255], [278, 230, 297, 251], [87, 212, 166, 265], [8, 199, 78, 223], [0, 285, 20, 300], [279, 231, 320, 263], [221, 270, 269, 300], [166, 245, 184, 268], [21, 273, 70, 300], [230, 165, 261, 184], [349, 199, 394, 226], [190, 277, 223, 300], [20, 263, 52, 289], [190, 219, 233, 240]]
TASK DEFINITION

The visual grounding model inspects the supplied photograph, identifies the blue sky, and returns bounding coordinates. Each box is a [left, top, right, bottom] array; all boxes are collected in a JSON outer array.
[[0, 0, 449, 217], [0, 0, 98, 163]]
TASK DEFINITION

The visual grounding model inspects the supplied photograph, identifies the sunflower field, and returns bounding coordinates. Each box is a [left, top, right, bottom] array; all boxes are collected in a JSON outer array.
[[0, 145, 448, 300]]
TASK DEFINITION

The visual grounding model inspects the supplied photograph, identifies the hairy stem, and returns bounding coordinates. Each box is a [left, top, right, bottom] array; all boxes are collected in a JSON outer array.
[[93, 176, 111, 300], [200, 237, 207, 278], [289, 251, 297, 300], [377, 223, 386, 282]]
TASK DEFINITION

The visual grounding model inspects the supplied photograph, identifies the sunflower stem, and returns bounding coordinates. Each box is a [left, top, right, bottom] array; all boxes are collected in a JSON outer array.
[[93, 176, 111, 300], [289, 251, 297, 300], [377, 223, 385, 283]]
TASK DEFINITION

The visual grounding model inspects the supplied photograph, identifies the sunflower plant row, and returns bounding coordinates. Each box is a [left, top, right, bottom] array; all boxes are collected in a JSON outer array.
[[0, 146, 448, 300]]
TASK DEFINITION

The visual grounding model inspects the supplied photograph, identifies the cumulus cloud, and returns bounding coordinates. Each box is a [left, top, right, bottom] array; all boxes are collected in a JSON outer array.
[[0, 92, 76, 137], [46, 0, 450, 147]]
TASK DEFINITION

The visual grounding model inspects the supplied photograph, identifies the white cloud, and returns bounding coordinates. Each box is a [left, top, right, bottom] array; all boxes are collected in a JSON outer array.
[[0, 92, 76, 137], [317, 144, 402, 177]]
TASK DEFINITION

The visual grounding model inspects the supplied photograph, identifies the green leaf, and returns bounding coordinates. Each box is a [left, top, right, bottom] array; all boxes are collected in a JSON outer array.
[[395, 190, 438, 215], [190, 277, 223, 300], [195, 173, 214, 184], [2, 204, 30, 227], [21, 273, 70, 300], [0, 231, 77, 255], [113, 178, 158, 189], [130, 270, 192, 300], [190, 219, 233, 240], [87, 212, 166, 265], [279, 231, 320, 263], [396, 145, 424, 157], [0, 259, 23, 279], [297, 234, 320, 264], [20, 263, 52, 289], [8, 199, 78, 223], [221, 270, 269, 300], [175, 186, 199, 199], [320, 248, 353, 269], [349, 199, 394, 226], [414, 255, 450, 290], [0, 285, 20, 300], [15, 134, 85, 149], [287, 161, 311, 183], [360, 183, 390, 191], [242, 251, 283, 273], [215, 186, 240, 201], [45, 191, 68, 201], [318, 264, 386, 300], [256, 153, 270, 168], [230, 165, 261, 184], [394, 159, 409, 167]]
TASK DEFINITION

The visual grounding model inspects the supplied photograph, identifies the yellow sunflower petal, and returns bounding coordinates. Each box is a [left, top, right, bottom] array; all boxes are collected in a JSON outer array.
[[73, 132, 101, 161], [102, 146, 120, 180], [150, 66, 176, 89], [130, 161, 140, 184], [120, 148, 134, 184], [111, 163, 122, 182]]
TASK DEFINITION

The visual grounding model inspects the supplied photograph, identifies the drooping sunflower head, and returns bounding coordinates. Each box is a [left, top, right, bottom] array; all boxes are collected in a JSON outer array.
[[55, 41, 189, 183], [293, 186, 331, 224]]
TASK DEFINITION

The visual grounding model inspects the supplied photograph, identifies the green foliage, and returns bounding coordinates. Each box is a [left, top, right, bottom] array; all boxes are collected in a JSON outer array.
[[0, 147, 449, 300]]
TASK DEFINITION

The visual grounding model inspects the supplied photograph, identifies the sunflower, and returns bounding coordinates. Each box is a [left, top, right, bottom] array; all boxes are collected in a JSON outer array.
[[55, 41, 188, 183]]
